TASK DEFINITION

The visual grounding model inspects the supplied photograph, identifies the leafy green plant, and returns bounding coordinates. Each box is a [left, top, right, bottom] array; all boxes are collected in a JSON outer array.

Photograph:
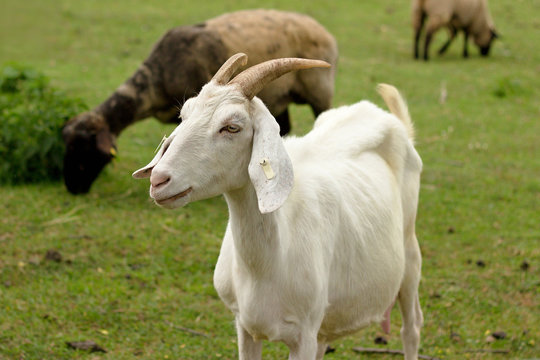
[[492, 77, 527, 98], [0, 64, 87, 184]]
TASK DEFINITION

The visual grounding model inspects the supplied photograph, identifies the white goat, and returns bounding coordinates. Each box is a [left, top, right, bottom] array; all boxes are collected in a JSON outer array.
[[133, 53, 423, 359]]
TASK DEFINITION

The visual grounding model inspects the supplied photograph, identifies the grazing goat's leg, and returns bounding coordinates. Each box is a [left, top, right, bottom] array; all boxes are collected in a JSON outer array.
[[398, 235, 423, 360], [236, 320, 262, 360]]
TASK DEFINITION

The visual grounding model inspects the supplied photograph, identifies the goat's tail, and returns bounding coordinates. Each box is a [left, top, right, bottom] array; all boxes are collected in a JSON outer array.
[[376, 84, 415, 140]]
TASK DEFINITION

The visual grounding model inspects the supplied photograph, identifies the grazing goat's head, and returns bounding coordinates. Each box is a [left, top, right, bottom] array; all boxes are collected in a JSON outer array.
[[133, 53, 330, 213], [62, 112, 116, 194]]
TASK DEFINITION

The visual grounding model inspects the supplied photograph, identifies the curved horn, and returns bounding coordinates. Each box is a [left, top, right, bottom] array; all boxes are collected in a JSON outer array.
[[212, 53, 249, 85], [229, 58, 331, 100]]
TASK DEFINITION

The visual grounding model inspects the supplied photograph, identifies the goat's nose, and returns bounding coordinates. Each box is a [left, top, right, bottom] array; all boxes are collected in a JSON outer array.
[[150, 171, 171, 188]]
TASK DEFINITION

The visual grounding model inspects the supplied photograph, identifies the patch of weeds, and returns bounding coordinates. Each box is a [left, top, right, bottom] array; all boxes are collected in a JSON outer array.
[[492, 77, 528, 98], [0, 64, 87, 184]]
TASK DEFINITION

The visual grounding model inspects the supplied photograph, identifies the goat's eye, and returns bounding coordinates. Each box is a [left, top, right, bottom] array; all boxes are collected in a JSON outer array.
[[221, 125, 241, 133]]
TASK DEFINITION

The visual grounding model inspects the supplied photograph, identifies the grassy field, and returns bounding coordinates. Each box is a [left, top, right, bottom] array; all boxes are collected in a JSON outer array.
[[1, 0, 539, 359]]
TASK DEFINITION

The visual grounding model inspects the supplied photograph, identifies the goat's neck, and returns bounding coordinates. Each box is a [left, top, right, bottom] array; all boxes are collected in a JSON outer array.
[[224, 185, 282, 277]]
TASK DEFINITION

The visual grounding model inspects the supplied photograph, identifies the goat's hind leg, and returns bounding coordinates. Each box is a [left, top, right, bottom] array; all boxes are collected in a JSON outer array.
[[398, 235, 423, 360]]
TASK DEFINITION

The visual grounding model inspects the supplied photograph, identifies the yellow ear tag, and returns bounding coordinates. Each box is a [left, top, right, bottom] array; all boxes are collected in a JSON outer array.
[[110, 147, 117, 157], [259, 158, 275, 180]]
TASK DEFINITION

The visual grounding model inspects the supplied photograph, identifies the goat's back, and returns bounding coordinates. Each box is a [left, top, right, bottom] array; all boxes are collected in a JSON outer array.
[[288, 100, 415, 178]]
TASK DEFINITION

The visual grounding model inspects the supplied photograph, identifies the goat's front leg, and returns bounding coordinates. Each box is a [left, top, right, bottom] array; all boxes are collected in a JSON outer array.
[[287, 331, 318, 360], [236, 319, 262, 360]]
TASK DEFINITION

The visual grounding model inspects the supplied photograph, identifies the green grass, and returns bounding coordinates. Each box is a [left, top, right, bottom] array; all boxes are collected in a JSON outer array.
[[1, 0, 539, 359]]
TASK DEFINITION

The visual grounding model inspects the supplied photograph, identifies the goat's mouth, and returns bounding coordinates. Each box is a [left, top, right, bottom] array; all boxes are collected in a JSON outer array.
[[155, 187, 193, 206]]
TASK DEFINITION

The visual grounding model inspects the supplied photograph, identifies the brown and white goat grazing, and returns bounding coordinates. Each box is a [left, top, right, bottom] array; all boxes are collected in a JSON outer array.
[[413, 0, 499, 60], [133, 53, 423, 359], [62, 9, 337, 194]]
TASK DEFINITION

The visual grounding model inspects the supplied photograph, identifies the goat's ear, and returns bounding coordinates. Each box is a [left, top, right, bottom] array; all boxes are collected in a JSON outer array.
[[132, 135, 169, 179], [248, 99, 294, 214]]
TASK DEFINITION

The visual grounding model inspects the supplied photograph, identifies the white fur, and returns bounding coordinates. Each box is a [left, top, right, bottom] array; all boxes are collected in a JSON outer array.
[[133, 81, 423, 359]]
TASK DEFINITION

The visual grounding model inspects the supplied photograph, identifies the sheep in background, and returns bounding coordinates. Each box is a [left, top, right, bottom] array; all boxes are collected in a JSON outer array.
[[133, 53, 423, 359], [413, 0, 499, 60], [62, 9, 337, 194]]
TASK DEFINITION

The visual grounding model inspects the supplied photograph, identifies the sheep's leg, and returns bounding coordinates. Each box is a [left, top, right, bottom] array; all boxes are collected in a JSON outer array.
[[412, 10, 426, 59], [275, 109, 291, 136], [438, 26, 457, 55], [423, 32, 432, 61], [423, 17, 444, 61], [462, 30, 470, 58], [310, 104, 327, 118], [398, 235, 423, 360], [296, 64, 334, 120], [236, 320, 262, 360]]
